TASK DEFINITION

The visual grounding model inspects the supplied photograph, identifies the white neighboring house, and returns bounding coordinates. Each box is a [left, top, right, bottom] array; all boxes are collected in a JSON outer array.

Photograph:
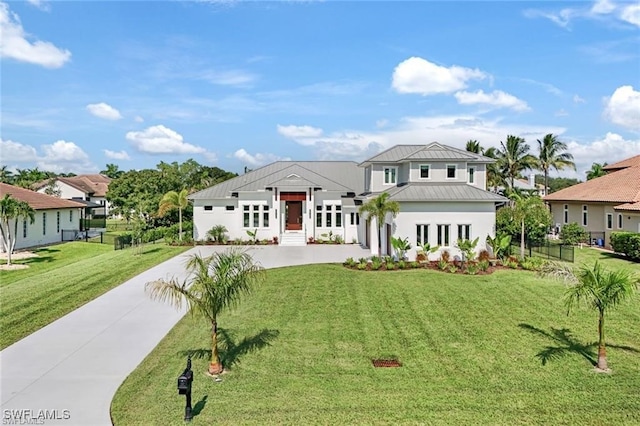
[[34, 174, 112, 216], [0, 183, 85, 252], [190, 142, 507, 258]]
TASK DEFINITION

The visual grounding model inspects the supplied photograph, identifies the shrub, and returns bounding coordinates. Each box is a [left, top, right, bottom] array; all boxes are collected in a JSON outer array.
[[560, 222, 587, 245], [357, 262, 367, 270], [610, 232, 640, 261], [437, 259, 449, 271], [409, 261, 420, 268], [503, 256, 519, 269], [520, 256, 546, 271], [416, 252, 427, 262], [440, 250, 450, 263], [344, 257, 356, 267], [477, 260, 490, 272], [334, 235, 344, 244], [448, 264, 458, 274], [385, 261, 396, 270], [397, 260, 406, 269], [478, 249, 490, 262], [358, 257, 368, 264], [466, 263, 478, 275], [207, 224, 228, 243], [370, 257, 383, 270]]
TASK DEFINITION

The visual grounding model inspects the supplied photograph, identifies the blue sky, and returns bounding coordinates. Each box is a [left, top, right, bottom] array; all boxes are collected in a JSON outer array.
[[1, 0, 639, 179]]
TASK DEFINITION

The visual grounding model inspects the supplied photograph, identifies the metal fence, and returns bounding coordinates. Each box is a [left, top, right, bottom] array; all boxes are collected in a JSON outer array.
[[114, 235, 133, 250], [509, 240, 575, 262], [82, 217, 107, 230]]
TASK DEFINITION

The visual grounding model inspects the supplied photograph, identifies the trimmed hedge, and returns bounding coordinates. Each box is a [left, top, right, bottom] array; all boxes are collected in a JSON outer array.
[[610, 231, 640, 262]]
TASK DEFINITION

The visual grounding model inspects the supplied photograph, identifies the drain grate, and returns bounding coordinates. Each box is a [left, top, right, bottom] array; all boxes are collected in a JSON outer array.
[[372, 359, 402, 368]]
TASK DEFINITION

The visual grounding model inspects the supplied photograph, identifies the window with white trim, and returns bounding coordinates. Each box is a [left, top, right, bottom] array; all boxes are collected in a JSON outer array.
[[563, 204, 568, 224], [468, 167, 475, 184], [326, 205, 332, 227], [23, 220, 27, 238], [618, 214, 623, 229], [582, 205, 588, 226], [383, 167, 397, 185], [316, 205, 322, 227], [606, 213, 613, 230], [419, 164, 430, 179], [416, 224, 429, 246], [42, 212, 47, 235], [57, 211, 60, 233], [263, 206, 269, 228], [350, 212, 360, 225], [243, 205, 250, 227], [457, 224, 471, 241], [437, 224, 450, 246], [69, 210, 73, 222], [204, 205, 213, 211], [446, 165, 456, 179]]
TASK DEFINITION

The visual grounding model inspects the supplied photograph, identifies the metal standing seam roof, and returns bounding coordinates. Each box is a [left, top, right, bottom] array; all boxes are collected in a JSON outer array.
[[189, 161, 364, 200], [366, 183, 508, 202], [359, 142, 494, 165]]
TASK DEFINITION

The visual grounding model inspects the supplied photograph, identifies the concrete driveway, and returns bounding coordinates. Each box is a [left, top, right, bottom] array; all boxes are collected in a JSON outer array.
[[0, 244, 368, 425]]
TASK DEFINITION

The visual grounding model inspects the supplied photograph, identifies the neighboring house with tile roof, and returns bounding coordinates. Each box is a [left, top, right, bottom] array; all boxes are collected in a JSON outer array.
[[544, 154, 640, 247], [190, 142, 507, 258], [34, 174, 112, 216], [1, 183, 85, 251]]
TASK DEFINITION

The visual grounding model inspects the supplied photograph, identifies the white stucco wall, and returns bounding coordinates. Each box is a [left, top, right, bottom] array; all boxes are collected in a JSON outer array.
[[2, 208, 81, 252]]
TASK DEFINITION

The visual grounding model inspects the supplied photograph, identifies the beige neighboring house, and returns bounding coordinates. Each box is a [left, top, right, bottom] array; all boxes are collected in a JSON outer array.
[[544, 154, 640, 247], [0, 183, 85, 252], [34, 174, 112, 216]]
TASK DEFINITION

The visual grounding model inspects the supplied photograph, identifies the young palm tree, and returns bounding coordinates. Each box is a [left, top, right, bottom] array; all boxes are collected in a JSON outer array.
[[358, 192, 400, 256], [482, 146, 504, 192], [158, 188, 189, 241], [0, 195, 36, 265], [536, 134, 575, 195], [540, 261, 638, 371], [586, 162, 608, 180], [496, 135, 537, 190], [145, 249, 266, 374]]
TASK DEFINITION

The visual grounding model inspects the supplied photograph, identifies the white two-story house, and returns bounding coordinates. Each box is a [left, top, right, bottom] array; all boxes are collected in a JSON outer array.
[[190, 142, 506, 256], [34, 174, 112, 217]]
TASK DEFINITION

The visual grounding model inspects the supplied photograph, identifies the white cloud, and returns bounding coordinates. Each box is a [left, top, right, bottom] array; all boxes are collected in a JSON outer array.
[[38, 140, 95, 173], [86, 102, 123, 120], [573, 94, 586, 103], [567, 132, 640, 178], [126, 125, 207, 155], [134, 115, 144, 123], [0, 138, 38, 162], [233, 149, 290, 167], [0, 2, 71, 68], [277, 124, 323, 138], [454, 90, 530, 112], [620, 3, 640, 26], [591, 0, 616, 15], [26, 0, 50, 11], [104, 149, 131, 161], [603, 85, 640, 130], [391, 57, 487, 96]]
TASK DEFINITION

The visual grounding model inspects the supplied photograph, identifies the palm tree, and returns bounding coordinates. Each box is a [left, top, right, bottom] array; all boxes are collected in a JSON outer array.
[[158, 188, 189, 241], [540, 261, 638, 371], [482, 146, 504, 192], [145, 249, 265, 374], [537, 134, 575, 195], [100, 163, 124, 179], [586, 162, 608, 180], [0, 195, 36, 265], [0, 166, 14, 184], [465, 140, 481, 154], [496, 135, 537, 190], [358, 192, 400, 256]]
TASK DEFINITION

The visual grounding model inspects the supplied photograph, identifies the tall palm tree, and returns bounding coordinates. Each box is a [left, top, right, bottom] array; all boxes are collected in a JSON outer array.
[[158, 188, 189, 241], [586, 162, 608, 180], [146, 249, 265, 374], [100, 163, 124, 179], [0, 195, 36, 265], [358, 192, 400, 256], [0, 166, 14, 184], [540, 261, 638, 371], [496, 135, 537, 190], [482, 146, 504, 192], [537, 134, 575, 195], [465, 139, 481, 154]]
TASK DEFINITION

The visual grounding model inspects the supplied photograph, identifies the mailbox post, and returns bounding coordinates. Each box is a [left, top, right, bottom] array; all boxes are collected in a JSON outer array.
[[177, 356, 194, 422]]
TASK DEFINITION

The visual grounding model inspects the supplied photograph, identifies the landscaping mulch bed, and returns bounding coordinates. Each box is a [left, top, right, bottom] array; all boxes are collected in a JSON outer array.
[[344, 260, 519, 275]]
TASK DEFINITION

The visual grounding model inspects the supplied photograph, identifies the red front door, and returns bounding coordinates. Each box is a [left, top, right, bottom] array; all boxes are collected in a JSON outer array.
[[286, 201, 302, 230]]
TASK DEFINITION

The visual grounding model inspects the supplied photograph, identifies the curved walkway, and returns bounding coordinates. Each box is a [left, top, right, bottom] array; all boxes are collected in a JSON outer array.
[[0, 244, 368, 425]]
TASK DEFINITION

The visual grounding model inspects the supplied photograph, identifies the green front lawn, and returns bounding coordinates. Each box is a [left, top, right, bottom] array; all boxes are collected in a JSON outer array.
[[574, 246, 640, 272], [111, 265, 640, 425], [0, 242, 190, 349]]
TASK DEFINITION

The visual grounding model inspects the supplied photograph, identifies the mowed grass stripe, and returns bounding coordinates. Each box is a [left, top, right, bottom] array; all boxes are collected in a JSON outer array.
[[112, 263, 640, 425], [0, 242, 190, 349]]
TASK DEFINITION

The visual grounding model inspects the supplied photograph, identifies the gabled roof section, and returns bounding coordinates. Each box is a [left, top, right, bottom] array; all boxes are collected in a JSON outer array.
[[359, 142, 494, 166], [362, 183, 507, 203], [544, 164, 640, 204], [614, 201, 640, 212], [34, 174, 111, 197], [189, 161, 364, 200], [603, 154, 640, 172], [1, 183, 86, 210]]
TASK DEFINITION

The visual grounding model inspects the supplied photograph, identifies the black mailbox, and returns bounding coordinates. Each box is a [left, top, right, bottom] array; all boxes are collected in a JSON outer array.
[[177, 372, 191, 395]]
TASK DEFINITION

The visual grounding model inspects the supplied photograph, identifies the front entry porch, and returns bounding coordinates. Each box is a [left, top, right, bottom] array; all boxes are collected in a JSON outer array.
[[280, 192, 307, 246]]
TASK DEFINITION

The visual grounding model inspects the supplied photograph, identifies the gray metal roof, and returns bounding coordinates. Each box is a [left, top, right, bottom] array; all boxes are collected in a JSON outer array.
[[189, 161, 364, 200], [360, 142, 494, 165], [363, 183, 508, 203]]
